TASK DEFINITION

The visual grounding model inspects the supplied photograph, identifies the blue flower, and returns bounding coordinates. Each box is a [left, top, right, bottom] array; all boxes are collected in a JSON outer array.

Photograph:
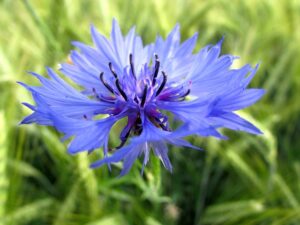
[[20, 19, 264, 175]]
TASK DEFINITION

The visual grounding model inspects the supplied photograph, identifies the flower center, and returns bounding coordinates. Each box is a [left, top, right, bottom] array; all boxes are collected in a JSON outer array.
[[94, 54, 190, 150]]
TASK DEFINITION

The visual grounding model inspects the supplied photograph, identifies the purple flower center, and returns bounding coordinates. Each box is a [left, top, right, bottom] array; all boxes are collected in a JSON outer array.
[[93, 54, 191, 150]]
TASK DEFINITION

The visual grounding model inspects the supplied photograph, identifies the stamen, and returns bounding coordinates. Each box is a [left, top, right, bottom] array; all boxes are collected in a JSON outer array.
[[133, 116, 143, 135], [98, 95, 115, 103], [99, 72, 114, 94], [115, 79, 128, 101], [149, 115, 170, 131], [176, 89, 191, 101], [108, 135, 129, 151], [134, 96, 139, 104], [152, 55, 160, 86], [156, 71, 167, 96], [92, 88, 100, 100], [154, 117, 170, 131], [83, 114, 88, 119], [129, 54, 136, 80], [108, 63, 128, 101], [141, 85, 148, 107], [108, 62, 117, 78], [181, 89, 190, 98], [116, 132, 130, 149]]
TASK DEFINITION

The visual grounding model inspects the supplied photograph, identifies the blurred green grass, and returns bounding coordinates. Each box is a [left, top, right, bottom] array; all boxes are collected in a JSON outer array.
[[1, 0, 300, 224]]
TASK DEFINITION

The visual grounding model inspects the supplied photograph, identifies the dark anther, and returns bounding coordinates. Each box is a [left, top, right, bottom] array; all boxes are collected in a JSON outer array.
[[115, 127, 131, 150], [98, 95, 115, 103], [108, 63, 128, 101], [92, 88, 100, 100], [134, 96, 139, 104], [108, 131, 130, 151], [176, 89, 191, 101], [156, 71, 167, 96], [83, 114, 88, 119], [129, 54, 136, 80], [108, 123, 132, 151], [181, 89, 190, 98], [152, 54, 160, 86], [108, 62, 117, 78], [154, 117, 170, 131], [115, 79, 128, 101], [133, 116, 143, 135], [99, 72, 114, 94], [141, 85, 148, 107]]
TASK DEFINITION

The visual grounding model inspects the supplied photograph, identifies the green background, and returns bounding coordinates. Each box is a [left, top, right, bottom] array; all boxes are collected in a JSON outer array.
[[1, 0, 300, 224]]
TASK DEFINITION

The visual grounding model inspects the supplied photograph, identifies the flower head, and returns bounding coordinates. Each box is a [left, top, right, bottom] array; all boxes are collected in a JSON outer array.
[[20, 19, 264, 175]]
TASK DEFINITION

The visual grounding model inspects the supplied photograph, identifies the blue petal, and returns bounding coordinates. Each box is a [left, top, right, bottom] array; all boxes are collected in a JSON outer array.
[[173, 120, 228, 140], [190, 63, 253, 98], [71, 41, 109, 69], [90, 24, 121, 74], [243, 64, 259, 87], [120, 144, 144, 176], [174, 32, 198, 57], [90, 143, 132, 168], [152, 141, 172, 172], [69, 51, 100, 77], [209, 112, 262, 135], [111, 19, 125, 67], [154, 24, 180, 68], [90, 142, 145, 176], [124, 26, 136, 61], [20, 69, 113, 118], [215, 89, 265, 111], [20, 93, 52, 126], [164, 55, 196, 82], [90, 118, 200, 175], [60, 63, 102, 92], [156, 97, 212, 124], [161, 24, 181, 59], [52, 114, 119, 154], [189, 38, 224, 80]]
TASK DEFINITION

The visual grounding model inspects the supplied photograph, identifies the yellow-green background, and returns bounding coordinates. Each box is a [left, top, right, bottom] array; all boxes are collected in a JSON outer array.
[[1, 0, 300, 224]]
